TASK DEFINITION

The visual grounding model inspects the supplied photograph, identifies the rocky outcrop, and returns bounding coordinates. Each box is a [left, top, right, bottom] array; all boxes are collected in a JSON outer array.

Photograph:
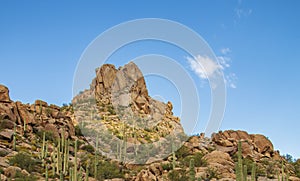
[[0, 85, 11, 103], [0, 63, 299, 181], [94, 64, 117, 105], [73, 62, 184, 149], [212, 130, 275, 159], [0, 85, 75, 140], [203, 150, 235, 179]]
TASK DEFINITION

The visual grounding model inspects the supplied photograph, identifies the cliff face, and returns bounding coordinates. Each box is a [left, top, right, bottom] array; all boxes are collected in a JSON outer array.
[[0, 63, 299, 181]]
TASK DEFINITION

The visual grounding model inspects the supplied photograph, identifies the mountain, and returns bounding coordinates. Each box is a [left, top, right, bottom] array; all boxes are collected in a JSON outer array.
[[0, 62, 299, 181]]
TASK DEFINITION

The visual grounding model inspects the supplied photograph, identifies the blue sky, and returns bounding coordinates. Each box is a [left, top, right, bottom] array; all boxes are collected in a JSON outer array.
[[1, 1, 300, 158]]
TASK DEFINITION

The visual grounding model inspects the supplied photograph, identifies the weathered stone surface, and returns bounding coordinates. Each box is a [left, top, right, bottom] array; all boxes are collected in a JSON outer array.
[[0, 103, 18, 122], [241, 141, 254, 157], [0, 156, 9, 167], [35, 99, 48, 107], [0, 174, 7, 181], [203, 150, 235, 179], [44, 123, 59, 138], [4, 166, 22, 178], [289, 176, 300, 181], [251, 134, 274, 154], [16, 101, 36, 124], [135, 169, 157, 181], [0, 119, 15, 129], [149, 163, 163, 176], [0, 129, 14, 140], [0, 85, 11, 102], [95, 64, 117, 105]]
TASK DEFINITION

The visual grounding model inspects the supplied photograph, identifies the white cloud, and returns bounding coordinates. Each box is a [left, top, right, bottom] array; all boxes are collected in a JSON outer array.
[[221, 48, 231, 55], [226, 73, 238, 89], [217, 56, 231, 69], [187, 54, 237, 89], [187, 55, 222, 80]]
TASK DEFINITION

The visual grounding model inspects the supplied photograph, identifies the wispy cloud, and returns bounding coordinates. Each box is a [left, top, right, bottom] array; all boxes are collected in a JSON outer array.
[[235, 8, 252, 19], [187, 48, 237, 89], [217, 56, 231, 69], [221, 48, 231, 55], [187, 55, 222, 80], [226, 73, 238, 89], [235, 0, 252, 20]]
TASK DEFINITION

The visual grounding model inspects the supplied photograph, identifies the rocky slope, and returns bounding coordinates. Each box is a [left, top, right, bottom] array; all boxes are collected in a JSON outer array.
[[0, 62, 299, 181], [72, 62, 186, 164]]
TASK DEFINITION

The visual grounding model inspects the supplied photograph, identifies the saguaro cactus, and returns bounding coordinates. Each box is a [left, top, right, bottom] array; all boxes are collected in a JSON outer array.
[[189, 158, 195, 181], [251, 162, 256, 181], [13, 124, 16, 151], [74, 139, 78, 181], [172, 142, 176, 170], [236, 141, 244, 181], [235, 140, 257, 181]]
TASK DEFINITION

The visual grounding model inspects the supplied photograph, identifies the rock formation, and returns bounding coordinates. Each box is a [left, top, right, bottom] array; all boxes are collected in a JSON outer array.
[[73, 62, 185, 164], [0, 62, 299, 181]]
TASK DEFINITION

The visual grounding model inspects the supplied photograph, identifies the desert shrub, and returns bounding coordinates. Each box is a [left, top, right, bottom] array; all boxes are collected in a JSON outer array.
[[81, 144, 95, 153], [9, 152, 38, 172], [256, 163, 267, 177], [168, 169, 188, 181], [181, 152, 207, 167], [75, 125, 84, 136], [294, 161, 300, 178], [0, 149, 9, 157], [90, 160, 124, 180], [175, 145, 190, 160], [107, 105, 116, 115], [14, 170, 38, 181], [161, 163, 173, 171], [194, 152, 207, 167], [243, 157, 255, 174], [206, 167, 220, 179], [36, 130, 58, 145]]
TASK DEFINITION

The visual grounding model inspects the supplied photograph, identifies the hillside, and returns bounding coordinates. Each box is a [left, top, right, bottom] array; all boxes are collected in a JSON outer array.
[[0, 62, 299, 181]]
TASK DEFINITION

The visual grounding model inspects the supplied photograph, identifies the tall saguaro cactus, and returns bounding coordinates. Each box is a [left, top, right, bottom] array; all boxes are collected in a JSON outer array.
[[172, 142, 176, 170], [189, 158, 195, 181], [74, 139, 78, 181], [235, 140, 257, 181], [13, 124, 16, 151], [236, 141, 244, 181], [251, 162, 256, 181]]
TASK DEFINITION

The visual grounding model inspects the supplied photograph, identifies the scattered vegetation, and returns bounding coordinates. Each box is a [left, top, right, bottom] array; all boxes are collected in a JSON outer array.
[[168, 169, 189, 181], [9, 152, 39, 173], [90, 160, 124, 180]]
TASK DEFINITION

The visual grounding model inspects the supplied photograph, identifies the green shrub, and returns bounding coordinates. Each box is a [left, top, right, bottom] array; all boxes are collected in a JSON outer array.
[[161, 163, 173, 171], [181, 152, 207, 167], [206, 167, 220, 180], [9, 152, 38, 172], [175, 145, 190, 160], [90, 160, 124, 180], [168, 169, 188, 181], [14, 170, 38, 181], [81, 144, 95, 153], [75, 125, 84, 136], [37, 130, 57, 145]]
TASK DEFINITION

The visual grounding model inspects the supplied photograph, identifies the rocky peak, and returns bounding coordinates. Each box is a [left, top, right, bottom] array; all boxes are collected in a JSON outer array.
[[72, 62, 185, 164], [0, 85, 11, 103], [93, 62, 151, 115]]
